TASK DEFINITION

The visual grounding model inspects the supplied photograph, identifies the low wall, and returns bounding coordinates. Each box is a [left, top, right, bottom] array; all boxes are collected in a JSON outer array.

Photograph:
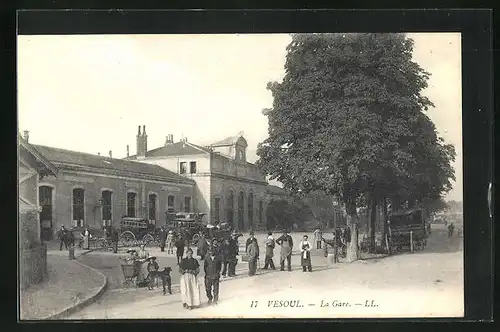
[[20, 244, 47, 290]]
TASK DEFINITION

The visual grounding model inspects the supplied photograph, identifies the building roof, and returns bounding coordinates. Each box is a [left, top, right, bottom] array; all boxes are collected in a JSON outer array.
[[126, 141, 211, 159], [19, 135, 58, 177], [266, 185, 288, 197], [32, 144, 195, 185], [211, 135, 247, 147]]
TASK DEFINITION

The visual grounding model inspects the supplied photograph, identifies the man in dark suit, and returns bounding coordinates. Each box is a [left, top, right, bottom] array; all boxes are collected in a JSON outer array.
[[158, 226, 167, 252], [58, 225, 68, 251], [204, 248, 222, 305]]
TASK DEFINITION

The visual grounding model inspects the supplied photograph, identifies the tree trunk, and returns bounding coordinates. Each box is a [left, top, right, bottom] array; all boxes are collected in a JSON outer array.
[[369, 197, 376, 252], [382, 197, 389, 238], [345, 199, 359, 262]]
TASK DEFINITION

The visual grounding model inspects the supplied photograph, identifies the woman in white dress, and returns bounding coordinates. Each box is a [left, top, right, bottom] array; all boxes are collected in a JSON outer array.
[[81, 227, 91, 250], [136, 244, 150, 285], [300, 235, 312, 272], [179, 248, 201, 309]]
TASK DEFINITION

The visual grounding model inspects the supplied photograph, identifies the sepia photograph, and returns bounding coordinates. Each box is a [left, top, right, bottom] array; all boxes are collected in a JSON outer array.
[[18, 32, 464, 320]]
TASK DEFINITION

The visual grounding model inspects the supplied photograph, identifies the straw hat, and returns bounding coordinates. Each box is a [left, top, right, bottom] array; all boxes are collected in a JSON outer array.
[[126, 248, 136, 253], [147, 255, 157, 260]]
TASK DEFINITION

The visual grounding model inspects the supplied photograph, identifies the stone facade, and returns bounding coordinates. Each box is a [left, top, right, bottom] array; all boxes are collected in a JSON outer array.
[[126, 129, 269, 230]]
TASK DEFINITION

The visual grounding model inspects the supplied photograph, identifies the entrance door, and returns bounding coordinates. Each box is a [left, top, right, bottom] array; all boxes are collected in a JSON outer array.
[[39, 186, 53, 241]]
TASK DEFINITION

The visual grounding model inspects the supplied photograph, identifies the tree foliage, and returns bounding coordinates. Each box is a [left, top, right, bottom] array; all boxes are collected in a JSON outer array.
[[257, 33, 456, 259]]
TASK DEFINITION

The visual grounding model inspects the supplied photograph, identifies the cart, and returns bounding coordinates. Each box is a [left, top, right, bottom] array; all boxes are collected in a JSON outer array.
[[165, 212, 206, 245], [118, 217, 158, 247], [121, 263, 139, 287], [388, 208, 428, 253]]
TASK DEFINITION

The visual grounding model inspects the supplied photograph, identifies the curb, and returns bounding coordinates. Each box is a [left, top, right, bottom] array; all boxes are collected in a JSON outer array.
[[44, 258, 108, 320]]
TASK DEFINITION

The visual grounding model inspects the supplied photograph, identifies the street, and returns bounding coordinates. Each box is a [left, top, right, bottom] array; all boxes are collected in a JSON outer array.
[[66, 224, 463, 319]]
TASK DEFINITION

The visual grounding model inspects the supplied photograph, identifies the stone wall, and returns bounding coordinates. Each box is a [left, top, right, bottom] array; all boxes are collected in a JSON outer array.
[[20, 243, 47, 290]]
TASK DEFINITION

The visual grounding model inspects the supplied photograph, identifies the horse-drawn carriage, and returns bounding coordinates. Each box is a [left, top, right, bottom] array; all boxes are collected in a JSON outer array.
[[387, 208, 428, 253], [204, 222, 232, 243], [165, 212, 206, 245], [118, 217, 159, 247]]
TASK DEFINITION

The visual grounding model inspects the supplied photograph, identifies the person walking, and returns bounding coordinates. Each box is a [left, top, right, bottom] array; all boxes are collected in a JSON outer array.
[[263, 231, 276, 270], [220, 239, 231, 277], [159, 226, 167, 252], [204, 248, 222, 305], [175, 235, 186, 265], [166, 231, 174, 254], [227, 234, 239, 277], [80, 227, 91, 250], [197, 233, 209, 260], [313, 228, 323, 249], [58, 225, 68, 251], [67, 228, 76, 260], [448, 222, 455, 238], [299, 235, 313, 272], [179, 248, 201, 310], [247, 238, 259, 276], [276, 230, 293, 272]]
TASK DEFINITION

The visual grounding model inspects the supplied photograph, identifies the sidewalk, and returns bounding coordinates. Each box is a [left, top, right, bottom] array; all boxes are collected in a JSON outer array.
[[20, 249, 106, 320]]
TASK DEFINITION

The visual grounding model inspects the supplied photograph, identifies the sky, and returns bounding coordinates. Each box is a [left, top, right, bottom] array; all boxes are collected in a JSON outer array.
[[17, 33, 462, 201]]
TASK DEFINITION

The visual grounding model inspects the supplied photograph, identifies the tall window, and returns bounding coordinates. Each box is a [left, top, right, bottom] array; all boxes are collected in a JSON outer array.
[[190, 161, 197, 174], [248, 193, 254, 226], [214, 197, 221, 224], [167, 195, 175, 213], [226, 191, 234, 224], [127, 192, 137, 217], [73, 188, 85, 227], [259, 200, 263, 224], [180, 162, 187, 174], [184, 196, 191, 213], [148, 194, 157, 222], [238, 191, 245, 230], [102, 190, 112, 226]]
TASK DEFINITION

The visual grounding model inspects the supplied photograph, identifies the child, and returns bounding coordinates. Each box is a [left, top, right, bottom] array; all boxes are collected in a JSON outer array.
[[146, 256, 159, 290], [157, 266, 173, 295]]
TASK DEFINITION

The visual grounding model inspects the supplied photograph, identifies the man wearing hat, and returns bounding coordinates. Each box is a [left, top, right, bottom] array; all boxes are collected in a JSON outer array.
[[276, 229, 294, 272], [57, 225, 69, 251], [227, 231, 241, 277], [203, 247, 222, 305], [166, 230, 174, 254], [159, 226, 167, 252]]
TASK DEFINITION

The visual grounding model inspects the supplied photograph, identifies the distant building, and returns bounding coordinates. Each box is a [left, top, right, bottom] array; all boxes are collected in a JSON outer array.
[[25, 129, 195, 240], [125, 126, 269, 230]]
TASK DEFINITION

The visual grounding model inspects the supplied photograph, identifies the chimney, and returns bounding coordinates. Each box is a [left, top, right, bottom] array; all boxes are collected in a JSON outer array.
[[109, 150, 112, 158], [23, 130, 30, 142], [126, 145, 129, 157], [165, 134, 174, 146], [136, 125, 145, 157], [142, 125, 147, 153], [98, 152, 100, 156]]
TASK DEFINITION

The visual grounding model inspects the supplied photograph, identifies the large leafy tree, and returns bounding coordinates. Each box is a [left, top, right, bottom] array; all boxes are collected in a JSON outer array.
[[257, 33, 455, 261]]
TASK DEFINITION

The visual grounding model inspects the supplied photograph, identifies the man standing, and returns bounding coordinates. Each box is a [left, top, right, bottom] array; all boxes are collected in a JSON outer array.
[[204, 248, 222, 305], [220, 239, 231, 277], [263, 231, 276, 270], [111, 227, 119, 253], [313, 228, 323, 249], [227, 233, 240, 277], [276, 230, 293, 272], [175, 235, 185, 264], [245, 231, 256, 253], [159, 226, 167, 252], [247, 238, 259, 276], [166, 231, 174, 254], [58, 225, 68, 251]]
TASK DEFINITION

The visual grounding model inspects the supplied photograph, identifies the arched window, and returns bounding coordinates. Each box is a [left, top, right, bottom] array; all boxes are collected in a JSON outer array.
[[102, 190, 113, 226], [127, 192, 137, 217], [184, 196, 191, 213], [73, 188, 85, 227], [214, 197, 221, 224], [248, 193, 254, 226], [39, 185, 53, 229], [238, 191, 245, 230], [167, 195, 175, 213], [148, 193, 157, 222], [226, 191, 234, 224]]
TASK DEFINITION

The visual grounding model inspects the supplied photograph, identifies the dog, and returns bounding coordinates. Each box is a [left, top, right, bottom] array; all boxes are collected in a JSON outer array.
[[148, 267, 172, 295]]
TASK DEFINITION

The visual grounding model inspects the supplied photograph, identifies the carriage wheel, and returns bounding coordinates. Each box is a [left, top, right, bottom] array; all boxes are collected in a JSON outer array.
[[142, 234, 155, 246], [120, 231, 136, 247], [192, 234, 200, 244]]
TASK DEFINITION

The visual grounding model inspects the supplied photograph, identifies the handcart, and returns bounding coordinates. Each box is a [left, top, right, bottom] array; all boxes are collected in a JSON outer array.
[[121, 263, 139, 287]]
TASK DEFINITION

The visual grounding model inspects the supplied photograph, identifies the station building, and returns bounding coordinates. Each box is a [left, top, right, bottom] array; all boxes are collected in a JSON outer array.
[[125, 126, 269, 230], [25, 132, 195, 240]]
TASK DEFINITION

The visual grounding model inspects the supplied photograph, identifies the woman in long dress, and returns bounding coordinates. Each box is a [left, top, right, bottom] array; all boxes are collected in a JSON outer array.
[[136, 244, 150, 285], [299, 235, 312, 272], [81, 227, 91, 250], [179, 248, 201, 309]]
